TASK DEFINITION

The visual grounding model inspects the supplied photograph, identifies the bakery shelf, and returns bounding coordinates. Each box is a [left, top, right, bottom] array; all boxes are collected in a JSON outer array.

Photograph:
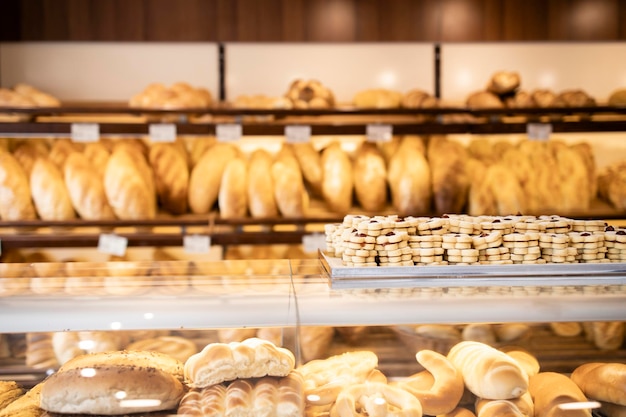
[[0, 258, 625, 333]]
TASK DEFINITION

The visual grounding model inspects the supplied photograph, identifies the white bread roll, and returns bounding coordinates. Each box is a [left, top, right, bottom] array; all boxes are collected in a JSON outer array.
[[271, 146, 307, 217], [219, 156, 248, 219], [388, 136, 432, 215], [30, 157, 76, 220], [0, 151, 36, 220], [188, 142, 238, 214], [149, 142, 189, 215], [104, 147, 156, 219], [447, 341, 528, 400], [320, 142, 353, 213], [353, 142, 387, 211], [63, 152, 115, 220], [529, 372, 590, 417], [247, 149, 278, 218], [395, 349, 465, 415], [571, 362, 626, 406], [40, 350, 185, 415], [184, 338, 295, 388]]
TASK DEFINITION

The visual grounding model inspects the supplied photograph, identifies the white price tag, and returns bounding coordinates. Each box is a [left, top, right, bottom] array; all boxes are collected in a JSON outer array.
[[366, 124, 393, 142], [149, 123, 177, 142], [216, 124, 242, 142], [302, 233, 327, 254], [71, 123, 100, 143], [97, 233, 128, 257], [527, 123, 552, 141], [285, 125, 312, 143], [183, 234, 211, 254]]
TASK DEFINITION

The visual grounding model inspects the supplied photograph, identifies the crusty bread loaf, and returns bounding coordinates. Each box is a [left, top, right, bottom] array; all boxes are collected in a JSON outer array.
[[11, 140, 48, 177], [48, 139, 79, 170], [320, 142, 353, 213], [589, 321, 625, 350], [0, 381, 24, 411], [571, 362, 626, 406], [529, 372, 590, 417], [218, 156, 248, 218], [387, 136, 432, 215], [447, 341, 528, 400], [104, 147, 156, 219], [395, 349, 465, 415], [127, 336, 197, 363], [82, 142, 110, 178], [40, 350, 185, 415], [63, 152, 115, 220], [188, 142, 238, 214], [0, 381, 42, 417], [466, 91, 504, 108], [271, 146, 307, 218], [149, 142, 189, 215], [291, 142, 323, 195], [486, 71, 521, 95], [428, 136, 471, 214], [30, 157, 76, 220], [13, 83, 60, 107], [248, 149, 278, 218], [353, 142, 387, 212], [184, 338, 296, 388], [0, 151, 36, 220]]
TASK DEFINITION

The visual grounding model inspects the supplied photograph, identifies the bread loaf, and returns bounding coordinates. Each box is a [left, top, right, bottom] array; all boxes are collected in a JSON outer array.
[[529, 372, 590, 417], [25, 332, 58, 369], [428, 136, 471, 214], [49, 139, 79, 169], [300, 326, 334, 363], [127, 336, 197, 363], [291, 142, 323, 194], [321, 142, 353, 213], [247, 149, 278, 218], [447, 341, 528, 400], [388, 136, 432, 215], [589, 321, 625, 350], [0, 381, 24, 411], [500, 347, 540, 377], [531, 89, 557, 107], [271, 146, 307, 217], [188, 142, 238, 214], [104, 147, 156, 219], [63, 152, 115, 220], [0, 151, 36, 220], [0, 381, 43, 417], [149, 142, 189, 215], [82, 142, 110, 178], [353, 142, 387, 211], [570, 362, 626, 406], [600, 401, 626, 417], [466, 91, 504, 108], [395, 349, 465, 415], [475, 392, 534, 417], [353, 88, 403, 108], [184, 338, 296, 388], [11, 140, 48, 176], [487, 71, 521, 95], [218, 156, 248, 218], [30, 157, 76, 220]]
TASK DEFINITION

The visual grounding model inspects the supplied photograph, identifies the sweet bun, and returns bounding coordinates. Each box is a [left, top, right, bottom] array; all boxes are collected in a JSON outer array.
[[184, 338, 295, 388], [40, 350, 185, 415]]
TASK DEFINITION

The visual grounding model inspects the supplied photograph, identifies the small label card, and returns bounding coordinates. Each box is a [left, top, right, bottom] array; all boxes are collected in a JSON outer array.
[[302, 233, 327, 253], [366, 124, 393, 142], [149, 123, 177, 142], [71, 123, 100, 143], [97, 233, 128, 257], [183, 234, 211, 254], [285, 125, 312, 143], [216, 124, 243, 142], [527, 123, 552, 141]]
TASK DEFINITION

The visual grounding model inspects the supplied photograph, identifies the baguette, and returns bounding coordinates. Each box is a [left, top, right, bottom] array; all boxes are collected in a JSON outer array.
[[570, 362, 626, 406]]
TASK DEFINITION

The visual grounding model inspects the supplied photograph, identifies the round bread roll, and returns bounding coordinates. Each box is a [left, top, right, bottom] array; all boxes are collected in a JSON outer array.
[[487, 71, 521, 95], [608, 88, 626, 106], [531, 89, 558, 108], [466, 91, 504, 109], [40, 350, 185, 415], [127, 336, 197, 363]]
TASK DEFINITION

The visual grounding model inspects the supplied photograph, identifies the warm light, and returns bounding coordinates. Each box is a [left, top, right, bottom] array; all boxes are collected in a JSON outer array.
[[144, 312, 154, 320], [80, 368, 97, 377], [558, 401, 601, 411], [307, 394, 321, 402], [110, 321, 122, 330], [78, 340, 95, 350], [373, 397, 387, 405], [377, 71, 398, 89], [537, 71, 556, 89], [119, 399, 162, 408], [115, 391, 127, 400]]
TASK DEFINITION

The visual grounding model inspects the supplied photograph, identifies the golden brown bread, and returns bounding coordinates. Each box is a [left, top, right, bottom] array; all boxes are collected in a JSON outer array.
[[447, 341, 528, 400], [271, 145, 307, 217], [0, 151, 36, 220], [149, 142, 189, 214], [466, 91, 504, 109], [299, 326, 334, 363], [0, 381, 43, 417], [570, 362, 626, 406], [529, 372, 590, 417], [353, 88, 403, 108], [247, 149, 278, 218], [600, 401, 626, 417], [609, 88, 626, 106], [25, 332, 59, 369], [353, 142, 388, 212], [127, 336, 197, 363], [12, 83, 60, 107], [188, 142, 238, 214], [428, 136, 471, 214], [0, 381, 24, 411], [531, 89, 558, 107], [30, 157, 76, 220], [320, 142, 353, 214], [63, 152, 115, 220], [402, 89, 438, 109], [184, 338, 296, 388], [285, 79, 334, 108], [589, 321, 625, 350], [81, 142, 110, 178], [104, 147, 156, 219], [395, 349, 465, 415], [48, 139, 80, 170], [291, 142, 323, 195], [439, 407, 478, 417], [11, 141, 48, 177], [218, 156, 248, 218], [487, 71, 521, 95], [387, 136, 431, 215]]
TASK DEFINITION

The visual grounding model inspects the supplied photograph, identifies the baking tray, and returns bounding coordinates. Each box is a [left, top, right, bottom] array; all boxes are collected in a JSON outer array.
[[319, 251, 626, 290]]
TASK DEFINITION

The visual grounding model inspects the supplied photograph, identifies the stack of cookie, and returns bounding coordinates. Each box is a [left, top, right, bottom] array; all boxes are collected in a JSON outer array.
[[409, 235, 445, 265], [568, 231, 608, 263], [538, 233, 576, 263], [605, 227, 626, 262], [502, 232, 543, 264]]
